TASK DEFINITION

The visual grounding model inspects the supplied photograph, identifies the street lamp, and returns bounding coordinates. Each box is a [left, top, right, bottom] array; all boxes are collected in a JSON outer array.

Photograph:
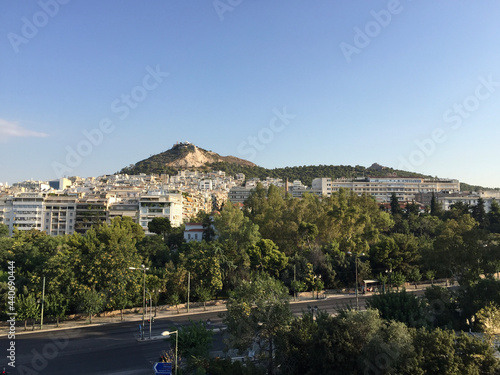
[[385, 267, 392, 292], [161, 330, 178, 375], [348, 252, 364, 310], [147, 290, 152, 340], [129, 264, 149, 340]]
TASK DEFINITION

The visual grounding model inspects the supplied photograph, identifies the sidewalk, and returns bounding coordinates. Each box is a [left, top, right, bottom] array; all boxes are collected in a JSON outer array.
[[0, 300, 228, 337]]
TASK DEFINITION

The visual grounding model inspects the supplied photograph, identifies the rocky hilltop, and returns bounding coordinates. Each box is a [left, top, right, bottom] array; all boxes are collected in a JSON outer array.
[[120, 142, 255, 175]]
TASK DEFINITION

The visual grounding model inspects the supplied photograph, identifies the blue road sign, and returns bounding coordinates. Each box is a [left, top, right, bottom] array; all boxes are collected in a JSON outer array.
[[153, 362, 172, 375]]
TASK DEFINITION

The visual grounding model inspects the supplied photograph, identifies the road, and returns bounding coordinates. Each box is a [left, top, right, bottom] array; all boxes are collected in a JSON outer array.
[[1, 292, 423, 374]]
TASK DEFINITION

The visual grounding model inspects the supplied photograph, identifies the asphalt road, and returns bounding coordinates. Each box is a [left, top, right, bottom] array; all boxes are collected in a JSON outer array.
[[1, 293, 423, 374]]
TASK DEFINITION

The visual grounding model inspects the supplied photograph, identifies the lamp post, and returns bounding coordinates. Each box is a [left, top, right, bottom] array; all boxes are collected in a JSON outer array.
[[385, 267, 392, 292], [129, 264, 149, 340], [348, 252, 364, 310], [147, 290, 152, 340], [161, 330, 178, 375]]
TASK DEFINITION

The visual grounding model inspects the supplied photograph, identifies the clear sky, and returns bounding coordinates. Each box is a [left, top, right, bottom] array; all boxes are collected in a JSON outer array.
[[1, 1, 500, 187]]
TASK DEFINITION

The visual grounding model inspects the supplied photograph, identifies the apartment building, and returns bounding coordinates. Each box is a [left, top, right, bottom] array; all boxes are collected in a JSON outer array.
[[75, 196, 111, 234], [11, 193, 45, 232], [435, 190, 500, 212], [287, 180, 308, 198], [0, 196, 13, 230], [311, 177, 460, 203], [108, 200, 140, 222], [139, 191, 183, 233], [43, 195, 77, 236], [228, 186, 254, 204]]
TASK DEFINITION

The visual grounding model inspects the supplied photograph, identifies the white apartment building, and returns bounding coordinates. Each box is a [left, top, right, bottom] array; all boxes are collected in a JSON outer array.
[[437, 191, 500, 212], [43, 195, 77, 236], [10, 193, 45, 233], [199, 179, 213, 190], [0, 196, 13, 230], [312, 177, 460, 203], [139, 191, 183, 233]]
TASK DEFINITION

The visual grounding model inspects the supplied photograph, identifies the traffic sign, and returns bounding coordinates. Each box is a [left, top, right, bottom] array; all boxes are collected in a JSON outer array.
[[153, 362, 172, 375]]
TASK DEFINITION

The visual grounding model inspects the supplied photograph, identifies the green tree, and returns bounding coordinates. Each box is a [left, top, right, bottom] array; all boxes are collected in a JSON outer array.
[[426, 270, 436, 285], [412, 328, 499, 374], [174, 320, 213, 371], [390, 192, 403, 216], [424, 285, 456, 329], [471, 197, 488, 229], [475, 303, 500, 342], [488, 200, 500, 233], [45, 292, 69, 327], [214, 201, 260, 249], [168, 292, 181, 314], [147, 217, 172, 241], [76, 217, 143, 310], [17, 293, 40, 331], [179, 241, 224, 298], [194, 286, 212, 311], [136, 234, 170, 268], [325, 189, 393, 254], [458, 278, 500, 330], [146, 274, 165, 317], [361, 320, 418, 375], [297, 222, 319, 251], [430, 192, 444, 217], [277, 308, 383, 375], [0, 223, 9, 237], [367, 289, 428, 328], [248, 239, 288, 277], [408, 268, 422, 289], [78, 288, 104, 323], [223, 273, 292, 375], [195, 211, 216, 241], [391, 271, 406, 291]]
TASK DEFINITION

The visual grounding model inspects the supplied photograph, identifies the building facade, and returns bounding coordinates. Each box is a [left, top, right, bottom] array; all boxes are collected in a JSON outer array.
[[311, 177, 460, 203]]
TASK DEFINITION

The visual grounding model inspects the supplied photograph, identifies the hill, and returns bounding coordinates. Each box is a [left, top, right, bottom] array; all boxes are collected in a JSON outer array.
[[118, 144, 450, 187], [119, 142, 256, 175]]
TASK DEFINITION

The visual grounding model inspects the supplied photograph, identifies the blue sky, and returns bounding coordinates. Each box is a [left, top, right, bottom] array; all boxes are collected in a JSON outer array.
[[1, 1, 500, 187]]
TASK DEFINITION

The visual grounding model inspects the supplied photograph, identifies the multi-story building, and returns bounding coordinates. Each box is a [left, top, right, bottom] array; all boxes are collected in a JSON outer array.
[[108, 199, 139, 222], [43, 195, 77, 236], [228, 186, 254, 204], [0, 195, 13, 230], [139, 191, 183, 233], [311, 177, 460, 203], [75, 196, 110, 234], [287, 180, 308, 198], [435, 190, 500, 212], [11, 193, 45, 232]]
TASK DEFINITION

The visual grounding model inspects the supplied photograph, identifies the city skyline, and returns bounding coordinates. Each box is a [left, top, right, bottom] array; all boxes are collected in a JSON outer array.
[[1, 1, 500, 187]]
